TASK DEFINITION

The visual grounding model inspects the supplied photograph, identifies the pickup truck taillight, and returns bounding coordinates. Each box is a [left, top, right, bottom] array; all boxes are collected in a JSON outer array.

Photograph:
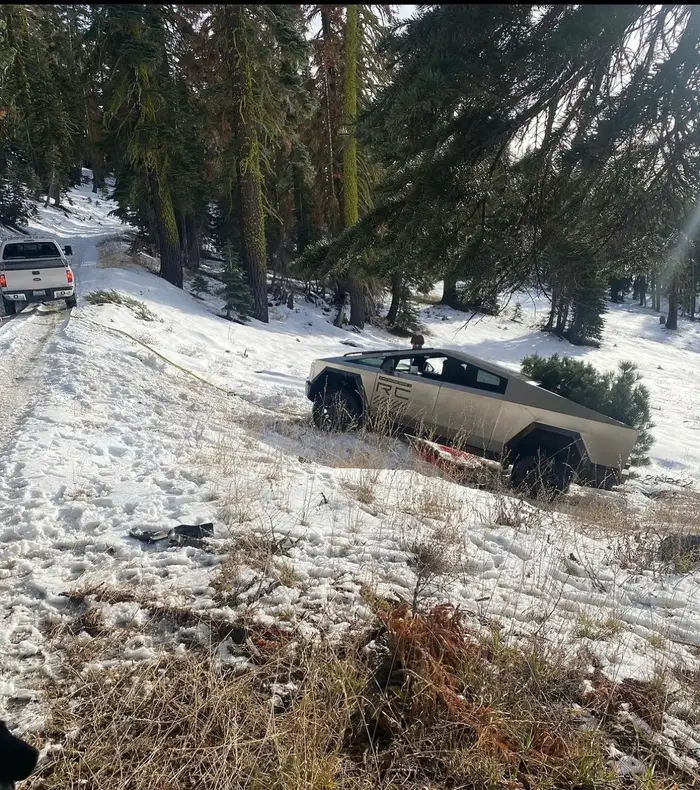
[[0, 274, 5, 288], [66, 270, 74, 284]]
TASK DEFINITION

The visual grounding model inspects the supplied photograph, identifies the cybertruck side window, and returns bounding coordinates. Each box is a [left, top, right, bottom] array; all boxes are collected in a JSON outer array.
[[352, 356, 385, 367], [475, 368, 507, 394], [390, 354, 447, 378], [440, 356, 508, 394]]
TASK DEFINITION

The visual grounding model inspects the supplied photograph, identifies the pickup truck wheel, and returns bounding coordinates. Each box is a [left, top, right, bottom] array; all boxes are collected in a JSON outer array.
[[511, 454, 570, 499], [66, 295, 77, 309], [2, 298, 17, 316], [312, 388, 362, 432]]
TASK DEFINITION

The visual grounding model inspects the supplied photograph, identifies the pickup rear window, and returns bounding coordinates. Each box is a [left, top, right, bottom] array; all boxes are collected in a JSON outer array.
[[3, 242, 61, 260]]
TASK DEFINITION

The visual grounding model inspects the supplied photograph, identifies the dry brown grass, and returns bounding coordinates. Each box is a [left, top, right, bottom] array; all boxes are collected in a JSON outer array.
[[645, 489, 700, 535], [554, 492, 641, 535], [585, 670, 674, 732], [342, 468, 381, 505], [573, 613, 625, 641], [56, 583, 250, 646], [558, 488, 700, 538], [97, 237, 160, 274], [84, 289, 158, 322], [34, 599, 692, 790], [399, 522, 466, 613], [548, 487, 700, 574], [483, 487, 546, 532], [212, 528, 302, 607], [397, 475, 463, 522], [37, 642, 358, 790], [97, 238, 137, 269]]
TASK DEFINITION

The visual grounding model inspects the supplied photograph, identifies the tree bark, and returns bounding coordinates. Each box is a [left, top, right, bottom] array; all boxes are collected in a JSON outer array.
[[92, 165, 105, 194], [555, 298, 569, 334], [347, 274, 365, 329], [690, 256, 696, 321], [237, 153, 269, 323], [650, 275, 661, 312], [45, 167, 55, 207], [320, 9, 341, 235], [293, 165, 310, 255], [228, 7, 269, 323], [176, 209, 188, 264], [223, 5, 269, 323], [341, 4, 364, 329], [544, 293, 557, 331], [185, 213, 201, 271], [333, 280, 348, 327], [148, 168, 183, 288], [441, 270, 460, 308], [666, 273, 679, 330], [387, 270, 402, 325]]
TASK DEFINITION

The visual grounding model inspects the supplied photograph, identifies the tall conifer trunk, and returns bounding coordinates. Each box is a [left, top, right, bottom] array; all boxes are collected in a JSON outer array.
[[148, 168, 183, 288], [229, 7, 269, 323], [342, 5, 364, 329], [666, 272, 679, 329]]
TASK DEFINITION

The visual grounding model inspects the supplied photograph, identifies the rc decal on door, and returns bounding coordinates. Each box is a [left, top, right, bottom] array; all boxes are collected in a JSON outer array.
[[372, 374, 412, 413]]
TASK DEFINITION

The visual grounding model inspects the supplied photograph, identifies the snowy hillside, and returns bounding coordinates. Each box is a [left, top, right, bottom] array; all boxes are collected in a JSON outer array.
[[3, 181, 700, 777]]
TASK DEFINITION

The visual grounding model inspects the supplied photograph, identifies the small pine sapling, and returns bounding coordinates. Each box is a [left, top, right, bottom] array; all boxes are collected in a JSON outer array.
[[521, 353, 654, 463], [219, 246, 253, 321], [191, 273, 210, 299]]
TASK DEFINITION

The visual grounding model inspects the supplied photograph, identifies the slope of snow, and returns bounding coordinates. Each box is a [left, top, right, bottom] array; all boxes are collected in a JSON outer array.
[[1, 180, 700, 764]]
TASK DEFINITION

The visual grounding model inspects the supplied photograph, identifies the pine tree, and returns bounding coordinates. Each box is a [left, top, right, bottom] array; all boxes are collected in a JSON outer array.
[[220, 247, 252, 322], [205, 6, 307, 324], [389, 290, 422, 336], [94, 4, 183, 288], [521, 354, 654, 463], [0, 5, 79, 216], [666, 271, 680, 330], [566, 269, 608, 347], [190, 273, 209, 299], [341, 5, 363, 328], [307, 5, 345, 238], [304, 5, 393, 329], [304, 4, 700, 333]]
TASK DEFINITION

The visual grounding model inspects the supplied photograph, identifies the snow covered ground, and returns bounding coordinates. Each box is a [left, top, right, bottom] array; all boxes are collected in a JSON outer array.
[[2, 179, 700, 766]]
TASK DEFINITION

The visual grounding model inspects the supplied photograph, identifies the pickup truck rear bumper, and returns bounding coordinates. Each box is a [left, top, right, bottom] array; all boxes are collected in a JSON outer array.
[[3, 287, 74, 302]]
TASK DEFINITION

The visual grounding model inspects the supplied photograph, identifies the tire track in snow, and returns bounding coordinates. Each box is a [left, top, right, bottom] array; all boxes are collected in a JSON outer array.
[[0, 308, 67, 721], [0, 310, 66, 454]]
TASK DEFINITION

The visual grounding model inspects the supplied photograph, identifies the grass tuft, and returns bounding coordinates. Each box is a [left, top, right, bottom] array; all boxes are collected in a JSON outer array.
[[85, 289, 158, 321]]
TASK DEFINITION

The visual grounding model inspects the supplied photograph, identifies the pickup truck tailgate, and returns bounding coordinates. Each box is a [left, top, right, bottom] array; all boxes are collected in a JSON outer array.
[[3, 256, 69, 291]]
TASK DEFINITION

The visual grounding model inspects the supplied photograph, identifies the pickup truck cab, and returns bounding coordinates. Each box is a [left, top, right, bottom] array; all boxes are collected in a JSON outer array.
[[0, 238, 77, 315]]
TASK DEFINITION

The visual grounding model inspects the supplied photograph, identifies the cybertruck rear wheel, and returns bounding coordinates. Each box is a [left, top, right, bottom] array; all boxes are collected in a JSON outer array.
[[511, 453, 572, 499], [312, 387, 362, 432]]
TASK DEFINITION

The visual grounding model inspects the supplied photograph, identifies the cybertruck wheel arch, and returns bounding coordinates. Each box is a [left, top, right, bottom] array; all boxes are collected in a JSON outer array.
[[504, 423, 588, 468], [307, 367, 367, 415]]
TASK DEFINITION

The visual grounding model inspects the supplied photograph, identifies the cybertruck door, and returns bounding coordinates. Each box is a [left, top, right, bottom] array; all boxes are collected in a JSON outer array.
[[370, 354, 441, 436]]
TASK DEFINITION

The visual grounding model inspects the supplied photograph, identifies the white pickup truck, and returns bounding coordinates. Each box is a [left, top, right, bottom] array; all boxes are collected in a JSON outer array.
[[0, 238, 77, 315]]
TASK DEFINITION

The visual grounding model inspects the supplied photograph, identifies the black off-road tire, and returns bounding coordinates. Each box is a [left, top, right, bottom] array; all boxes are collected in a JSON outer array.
[[66, 294, 77, 309], [2, 298, 17, 316], [312, 387, 362, 432], [511, 453, 572, 499]]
